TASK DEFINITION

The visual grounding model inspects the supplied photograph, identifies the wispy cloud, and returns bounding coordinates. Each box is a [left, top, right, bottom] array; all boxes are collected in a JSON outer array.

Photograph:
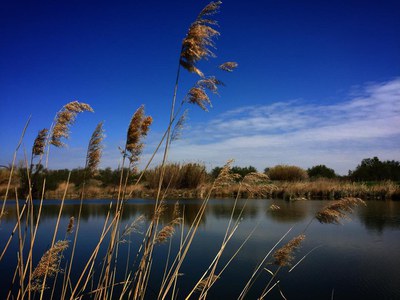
[[45, 78, 400, 175], [157, 78, 400, 174]]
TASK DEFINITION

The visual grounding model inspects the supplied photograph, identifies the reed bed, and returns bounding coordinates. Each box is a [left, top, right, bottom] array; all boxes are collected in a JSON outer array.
[[0, 2, 371, 299]]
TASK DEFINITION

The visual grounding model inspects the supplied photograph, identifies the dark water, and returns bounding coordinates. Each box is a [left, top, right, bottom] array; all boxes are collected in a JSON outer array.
[[1, 199, 399, 299]]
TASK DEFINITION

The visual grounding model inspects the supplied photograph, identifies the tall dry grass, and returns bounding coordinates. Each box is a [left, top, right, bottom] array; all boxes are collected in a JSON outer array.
[[0, 2, 370, 299]]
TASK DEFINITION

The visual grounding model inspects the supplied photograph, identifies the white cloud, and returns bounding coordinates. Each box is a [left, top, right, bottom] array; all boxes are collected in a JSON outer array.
[[44, 78, 400, 175], [150, 78, 400, 174]]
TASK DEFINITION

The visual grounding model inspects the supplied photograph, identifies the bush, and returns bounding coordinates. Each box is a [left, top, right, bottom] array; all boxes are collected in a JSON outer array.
[[144, 162, 207, 189], [267, 165, 308, 181], [307, 165, 336, 179]]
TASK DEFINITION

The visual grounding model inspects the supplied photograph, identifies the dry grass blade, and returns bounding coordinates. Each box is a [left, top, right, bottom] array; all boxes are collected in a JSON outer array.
[[315, 197, 366, 224], [32, 128, 48, 157], [273, 234, 305, 267], [51, 101, 93, 147], [86, 122, 105, 175], [180, 1, 222, 77], [219, 61, 238, 72], [30, 240, 69, 291]]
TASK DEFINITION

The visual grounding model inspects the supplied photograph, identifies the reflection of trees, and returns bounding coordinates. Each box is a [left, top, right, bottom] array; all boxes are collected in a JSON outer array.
[[266, 201, 308, 223], [357, 201, 400, 233], [210, 200, 259, 220], [0, 200, 205, 227]]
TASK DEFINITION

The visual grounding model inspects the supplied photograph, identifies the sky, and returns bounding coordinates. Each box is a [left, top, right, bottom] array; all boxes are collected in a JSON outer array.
[[1, 0, 399, 175]]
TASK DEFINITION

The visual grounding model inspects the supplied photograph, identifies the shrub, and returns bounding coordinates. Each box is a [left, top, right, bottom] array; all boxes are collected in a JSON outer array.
[[144, 162, 207, 189], [267, 165, 308, 181], [307, 164, 336, 179]]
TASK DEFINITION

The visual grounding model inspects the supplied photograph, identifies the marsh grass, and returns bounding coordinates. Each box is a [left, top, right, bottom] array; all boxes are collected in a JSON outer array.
[[1, 2, 370, 299]]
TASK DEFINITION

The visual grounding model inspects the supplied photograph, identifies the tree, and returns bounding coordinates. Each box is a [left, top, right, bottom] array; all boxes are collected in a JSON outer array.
[[307, 165, 336, 179], [349, 157, 400, 181]]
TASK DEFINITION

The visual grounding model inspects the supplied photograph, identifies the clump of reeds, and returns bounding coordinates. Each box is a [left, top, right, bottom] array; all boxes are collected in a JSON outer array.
[[273, 234, 305, 267], [315, 197, 366, 224], [29, 240, 69, 291], [51, 101, 93, 147]]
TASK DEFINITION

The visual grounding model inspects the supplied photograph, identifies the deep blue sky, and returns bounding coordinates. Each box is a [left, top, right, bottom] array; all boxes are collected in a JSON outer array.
[[1, 0, 399, 174]]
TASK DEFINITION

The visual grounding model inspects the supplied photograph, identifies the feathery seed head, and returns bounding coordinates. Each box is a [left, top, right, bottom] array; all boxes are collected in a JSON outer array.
[[86, 122, 104, 176], [67, 216, 74, 234], [32, 128, 48, 157], [214, 159, 241, 187], [51, 101, 93, 147], [315, 197, 366, 224], [187, 87, 211, 111], [30, 240, 69, 291], [219, 61, 238, 72], [171, 110, 188, 142], [125, 105, 153, 167], [180, 1, 222, 77], [155, 225, 175, 244], [273, 234, 305, 267]]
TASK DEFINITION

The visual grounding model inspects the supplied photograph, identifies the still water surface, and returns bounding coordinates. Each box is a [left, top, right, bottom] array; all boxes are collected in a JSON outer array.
[[1, 199, 399, 299]]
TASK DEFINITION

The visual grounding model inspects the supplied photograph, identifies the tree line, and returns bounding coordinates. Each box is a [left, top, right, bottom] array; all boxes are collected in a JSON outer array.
[[10, 156, 400, 198]]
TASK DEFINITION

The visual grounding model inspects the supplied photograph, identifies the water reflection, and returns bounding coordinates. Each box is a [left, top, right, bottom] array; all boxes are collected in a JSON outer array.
[[266, 200, 309, 223], [1, 199, 400, 300], [357, 200, 400, 233]]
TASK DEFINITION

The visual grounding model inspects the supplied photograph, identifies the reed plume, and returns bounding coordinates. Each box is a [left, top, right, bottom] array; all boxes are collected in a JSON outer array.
[[67, 216, 75, 234], [180, 1, 222, 77], [50, 101, 93, 147], [30, 240, 69, 291], [171, 110, 188, 142], [214, 159, 241, 187], [32, 128, 48, 157], [186, 77, 224, 111], [219, 61, 238, 72], [85, 122, 104, 176], [315, 197, 366, 224], [125, 105, 153, 168], [155, 225, 175, 244], [121, 215, 145, 239], [273, 234, 305, 267]]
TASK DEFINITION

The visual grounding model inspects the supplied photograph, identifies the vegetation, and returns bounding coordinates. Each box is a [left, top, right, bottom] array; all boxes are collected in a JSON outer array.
[[307, 164, 337, 179], [0, 2, 395, 300], [349, 156, 400, 181], [266, 165, 308, 181]]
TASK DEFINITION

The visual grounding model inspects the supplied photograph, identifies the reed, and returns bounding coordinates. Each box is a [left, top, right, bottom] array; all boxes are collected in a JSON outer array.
[[0, 2, 372, 300]]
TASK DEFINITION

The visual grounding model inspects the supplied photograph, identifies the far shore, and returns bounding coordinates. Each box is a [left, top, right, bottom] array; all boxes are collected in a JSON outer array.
[[5, 180, 397, 201]]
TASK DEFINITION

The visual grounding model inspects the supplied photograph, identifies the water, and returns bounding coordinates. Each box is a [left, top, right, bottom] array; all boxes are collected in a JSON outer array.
[[1, 199, 399, 299]]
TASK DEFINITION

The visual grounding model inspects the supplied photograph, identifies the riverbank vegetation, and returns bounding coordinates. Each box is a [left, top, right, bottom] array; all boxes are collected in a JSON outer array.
[[2, 157, 399, 200], [0, 2, 392, 299]]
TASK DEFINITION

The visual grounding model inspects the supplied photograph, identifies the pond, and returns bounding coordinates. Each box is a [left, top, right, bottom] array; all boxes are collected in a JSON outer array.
[[1, 199, 399, 299]]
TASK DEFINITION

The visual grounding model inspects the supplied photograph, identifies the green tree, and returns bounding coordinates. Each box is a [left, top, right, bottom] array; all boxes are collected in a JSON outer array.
[[349, 157, 400, 181], [307, 165, 336, 179]]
